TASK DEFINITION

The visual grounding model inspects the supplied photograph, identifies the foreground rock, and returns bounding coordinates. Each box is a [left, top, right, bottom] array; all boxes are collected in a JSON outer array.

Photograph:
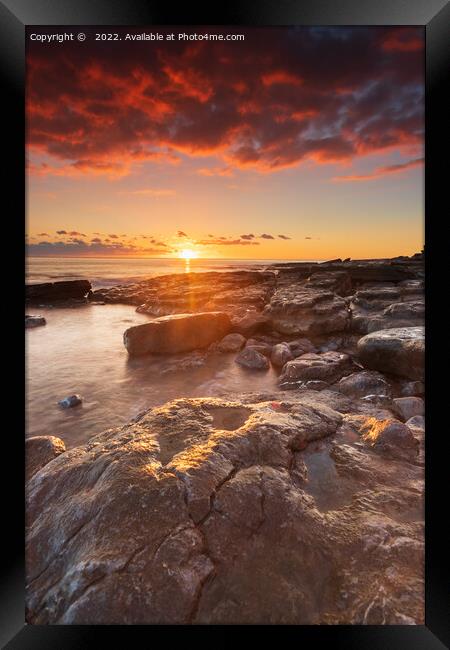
[[357, 327, 424, 380], [25, 315, 46, 328], [124, 312, 231, 356], [26, 391, 424, 624], [26, 436, 66, 481], [26, 280, 91, 304]]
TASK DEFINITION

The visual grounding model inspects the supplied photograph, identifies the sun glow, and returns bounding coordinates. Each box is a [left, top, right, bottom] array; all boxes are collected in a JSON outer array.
[[178, 249, 198, 260]]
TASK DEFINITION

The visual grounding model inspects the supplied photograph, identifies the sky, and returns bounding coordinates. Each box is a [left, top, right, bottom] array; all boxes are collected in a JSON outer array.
[[26, 26, 424, 260]]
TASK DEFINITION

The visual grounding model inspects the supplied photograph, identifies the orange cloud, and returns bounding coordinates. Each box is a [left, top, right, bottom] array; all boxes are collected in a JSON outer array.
[[332, 157, 424, 182]]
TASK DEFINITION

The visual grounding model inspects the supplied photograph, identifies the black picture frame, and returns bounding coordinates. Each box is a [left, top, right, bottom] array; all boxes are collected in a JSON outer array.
[[2, 0, 448, 646]]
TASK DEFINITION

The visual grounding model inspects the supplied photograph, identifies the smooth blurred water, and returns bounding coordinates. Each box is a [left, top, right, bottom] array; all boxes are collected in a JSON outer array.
[[26, 303, 278, 448]]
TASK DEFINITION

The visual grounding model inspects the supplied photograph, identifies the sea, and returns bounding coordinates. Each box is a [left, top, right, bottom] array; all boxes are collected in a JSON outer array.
[[26, 256, 312, 289], [26, 256, 317, 448]]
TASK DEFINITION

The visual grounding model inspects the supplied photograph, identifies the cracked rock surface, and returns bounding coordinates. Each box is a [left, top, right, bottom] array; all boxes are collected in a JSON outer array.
[[26, 390, 424, 624]]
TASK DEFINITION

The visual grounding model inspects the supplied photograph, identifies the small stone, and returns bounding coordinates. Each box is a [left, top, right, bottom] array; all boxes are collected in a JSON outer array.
[[58, 394, 82, 409], [217, 333, 246, 352], [270, 343, 293, 368]]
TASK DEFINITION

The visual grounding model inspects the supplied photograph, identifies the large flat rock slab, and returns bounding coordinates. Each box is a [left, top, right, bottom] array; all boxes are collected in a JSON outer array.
[[123, 312, 231, 356], [26, 391, 424, 625]]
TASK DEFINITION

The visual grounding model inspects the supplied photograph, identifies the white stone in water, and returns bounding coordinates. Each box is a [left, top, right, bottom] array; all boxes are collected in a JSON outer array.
[[58, 394, 82, 409]]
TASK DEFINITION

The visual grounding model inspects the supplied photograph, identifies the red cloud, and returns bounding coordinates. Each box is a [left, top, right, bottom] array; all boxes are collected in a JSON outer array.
[[381, 28, 424, 53], [26, 27, 424, 176]]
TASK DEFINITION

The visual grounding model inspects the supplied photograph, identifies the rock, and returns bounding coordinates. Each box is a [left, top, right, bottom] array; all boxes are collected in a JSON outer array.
[[307, 271, 352, 296], [235, 347, 270, 370], [230, 311, 270, 336], [304, 380, 329, 391], [383, 301, 425, 319], [357, 327, 424, 380], [26, 280, 92, 303], [25, 315, 46, 328], [217, 333, 246, 353], [358, 417, 418, 461], [94, 270, 275, 317], [350, 283, 424, 335], [265, 286, 350, 337], [26, 392, 424, 625], [393, 397, 424, 422], [400, 381, 425, 397], [270, 343, 293, 368], [124, 312, 231, 356], [287, 338, 316, 356], [335, 371, 392, 399], [26, 436, 66, 481], [406, 415, 425, 430], [58, 395, 82, 409], [279, 352, 354, 388], [245, 339, 273, 357]]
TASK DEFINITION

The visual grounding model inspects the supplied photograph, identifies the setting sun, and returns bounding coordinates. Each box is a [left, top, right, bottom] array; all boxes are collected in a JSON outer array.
[[179, 249, 198, 260]]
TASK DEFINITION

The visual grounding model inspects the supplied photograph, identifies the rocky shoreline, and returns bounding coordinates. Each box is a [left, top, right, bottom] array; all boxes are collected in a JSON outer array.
[[25, 253, 425, 624]]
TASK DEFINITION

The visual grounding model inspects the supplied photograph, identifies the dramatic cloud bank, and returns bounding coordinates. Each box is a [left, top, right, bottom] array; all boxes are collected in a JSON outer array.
[[27, 27, 424, 177]]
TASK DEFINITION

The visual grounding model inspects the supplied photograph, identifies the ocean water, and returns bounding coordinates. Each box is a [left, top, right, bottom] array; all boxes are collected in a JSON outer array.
[[26, 256, 314, 289], [26, 304, 279, 448], [26, 257, 298, 448]]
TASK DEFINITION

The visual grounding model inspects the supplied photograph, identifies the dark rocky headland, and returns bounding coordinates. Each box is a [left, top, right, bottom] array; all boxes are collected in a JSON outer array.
[[26, 254, 425, 624]]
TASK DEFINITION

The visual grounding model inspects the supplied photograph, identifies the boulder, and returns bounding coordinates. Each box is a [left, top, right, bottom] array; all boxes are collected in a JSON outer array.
[[393, 397, 424, 422], [124, 312, 231, 356], [26, 280, 91, 303], [279, 351, 354, 388], [357, 327, 424, 380], [335, 370, 392, 399], [217, 333, 246, 353], [235, 347, 270, 370], [25, 315, 46, 328], [26, 436, 66, 481], [25, 393, 424, 625], [270, 343, 293, 368]]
